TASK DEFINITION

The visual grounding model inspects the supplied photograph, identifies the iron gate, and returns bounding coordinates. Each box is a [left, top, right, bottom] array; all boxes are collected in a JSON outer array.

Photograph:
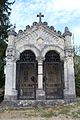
[[16, 50, 37, 100], [43, 62, 64, 99], [43, 50, 64, 100]]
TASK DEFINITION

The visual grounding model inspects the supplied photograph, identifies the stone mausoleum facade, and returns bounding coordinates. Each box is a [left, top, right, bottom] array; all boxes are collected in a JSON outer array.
[[4, 13, 76, 105]]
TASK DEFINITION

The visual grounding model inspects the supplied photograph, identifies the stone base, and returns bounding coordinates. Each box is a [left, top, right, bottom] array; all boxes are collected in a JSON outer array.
[[2, 99, 65, 108], [64, 94, 76, 103], [2, 98, 77, 108], [3, 93, 76, 108], [4, 89, 17, 101], [36, 89, 45, 100], [4, 95, 17, 101]]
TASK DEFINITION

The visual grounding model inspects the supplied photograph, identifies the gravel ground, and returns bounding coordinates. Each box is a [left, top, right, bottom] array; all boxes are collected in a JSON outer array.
[[0, 111, 80, 120], [0, 100, 80, 120], [0, 116, 80, 120]]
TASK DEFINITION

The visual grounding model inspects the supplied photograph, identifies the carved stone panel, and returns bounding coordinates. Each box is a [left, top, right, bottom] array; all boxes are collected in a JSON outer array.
[[15, 26, 64, 52]]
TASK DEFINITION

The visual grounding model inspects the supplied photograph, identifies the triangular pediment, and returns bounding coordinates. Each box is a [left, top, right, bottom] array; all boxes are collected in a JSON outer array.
[[15, 24, 65, 51], [16, 24, 64, 41]]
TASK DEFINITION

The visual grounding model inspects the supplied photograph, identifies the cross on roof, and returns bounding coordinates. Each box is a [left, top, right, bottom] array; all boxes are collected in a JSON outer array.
[[37, 12, 44, 23]]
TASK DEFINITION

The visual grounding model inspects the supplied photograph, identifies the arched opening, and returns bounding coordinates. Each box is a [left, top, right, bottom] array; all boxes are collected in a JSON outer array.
[[43, 50, 64, 99], [16, 50, 38, 100]]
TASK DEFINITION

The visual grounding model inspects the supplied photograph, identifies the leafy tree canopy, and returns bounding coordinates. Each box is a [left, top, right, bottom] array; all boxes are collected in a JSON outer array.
[[0, 0, 14, 100], [0, 0, 15, 40], [74, 46, 80, 96]]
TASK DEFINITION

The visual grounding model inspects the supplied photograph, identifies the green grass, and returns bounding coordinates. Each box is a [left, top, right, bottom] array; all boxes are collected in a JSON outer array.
[[71, 110, 80, 118], [58, 108, 70, 115], [41, 111, 55, 118]]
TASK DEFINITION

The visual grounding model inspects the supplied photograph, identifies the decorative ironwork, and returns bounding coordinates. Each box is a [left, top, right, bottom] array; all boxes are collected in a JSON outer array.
[[16, 50, 37, 100], [45, 51, 60, 62], [20, 50, 36, 62], [43, 51, 64, 99]]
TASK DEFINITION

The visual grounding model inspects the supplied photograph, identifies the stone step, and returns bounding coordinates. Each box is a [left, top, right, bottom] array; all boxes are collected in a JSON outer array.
[[2, 100, 65, 108]]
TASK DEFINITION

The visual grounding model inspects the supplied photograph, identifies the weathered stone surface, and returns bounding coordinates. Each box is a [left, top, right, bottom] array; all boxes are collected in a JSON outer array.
[[4, 16, 76, 106], [36, 89, 45, 100], [2, 99, 77, 108]]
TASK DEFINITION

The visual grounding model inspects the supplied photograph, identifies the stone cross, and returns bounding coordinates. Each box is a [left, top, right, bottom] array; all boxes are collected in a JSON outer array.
[[37, 12, 44, 23]]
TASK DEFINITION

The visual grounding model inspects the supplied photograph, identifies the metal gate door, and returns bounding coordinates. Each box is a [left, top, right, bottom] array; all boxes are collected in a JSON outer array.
[[16, 50, 38, 100], [16, 62, 37, 100], [43, 62, 64, 100]]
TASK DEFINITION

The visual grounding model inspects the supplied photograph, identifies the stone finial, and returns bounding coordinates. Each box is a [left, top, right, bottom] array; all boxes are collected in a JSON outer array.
[[26, 25, 30, 30], [18, 30, 23, 34], [33, 22, 37, 26], [8, 25, 17, 36], [50, 26, 55, 31], [57, 31, 61, 35], [63, 26, 72, 37], [43, 22, 48, 26]]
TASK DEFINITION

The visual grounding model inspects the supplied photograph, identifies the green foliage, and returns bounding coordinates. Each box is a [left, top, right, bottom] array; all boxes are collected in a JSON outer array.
[[0, 0, 14, 101], [0, 40, 7, 88], [74, 46, 80, 96], [41, 111, 55, 118], [0, 0, 15, 40]]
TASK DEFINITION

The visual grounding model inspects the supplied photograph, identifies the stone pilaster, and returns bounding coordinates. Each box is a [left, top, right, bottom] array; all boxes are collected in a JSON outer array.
[[4, 29, 17, 101], [38, 60, 43, 89], [64, 50, 76, 102], [64, 60, 68, 93], [36, 57, 45, 99], [4, 61, 17, 101]]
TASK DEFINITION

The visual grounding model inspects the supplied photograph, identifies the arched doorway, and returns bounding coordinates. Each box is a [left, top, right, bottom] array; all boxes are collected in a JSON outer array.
[[16, 50, 38, 100], [43, 50, 64, 99]]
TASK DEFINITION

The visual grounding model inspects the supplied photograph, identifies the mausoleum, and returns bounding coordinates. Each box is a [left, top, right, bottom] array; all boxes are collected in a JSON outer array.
[[4, 13, 76, 106]]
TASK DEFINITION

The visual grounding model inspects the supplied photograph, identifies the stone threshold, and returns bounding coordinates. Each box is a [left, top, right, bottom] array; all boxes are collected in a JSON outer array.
[[1, 99, 76, 108]]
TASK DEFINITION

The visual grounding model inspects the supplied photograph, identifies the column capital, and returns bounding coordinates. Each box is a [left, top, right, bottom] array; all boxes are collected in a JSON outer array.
[[6, 47, 19, 62], [36, 56, 45, 62]]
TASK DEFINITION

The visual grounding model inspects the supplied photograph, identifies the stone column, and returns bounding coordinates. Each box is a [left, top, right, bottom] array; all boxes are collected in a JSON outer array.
[[4, 61, 17, 100], [38, 60, 43, 89], [4, 28, 17, 101], [36, 57, 45, 99], [13, 62, 16, 89], [64, 56, 76, 102], [64, 59, 69, 95], [63, 27, 76, 102], [67, 57, 76, 96]]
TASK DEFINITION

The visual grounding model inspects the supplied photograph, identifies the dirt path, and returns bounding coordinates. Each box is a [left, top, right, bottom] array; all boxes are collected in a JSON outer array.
[[0, 116, 80, 120], [0, 109, 80, 120]]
